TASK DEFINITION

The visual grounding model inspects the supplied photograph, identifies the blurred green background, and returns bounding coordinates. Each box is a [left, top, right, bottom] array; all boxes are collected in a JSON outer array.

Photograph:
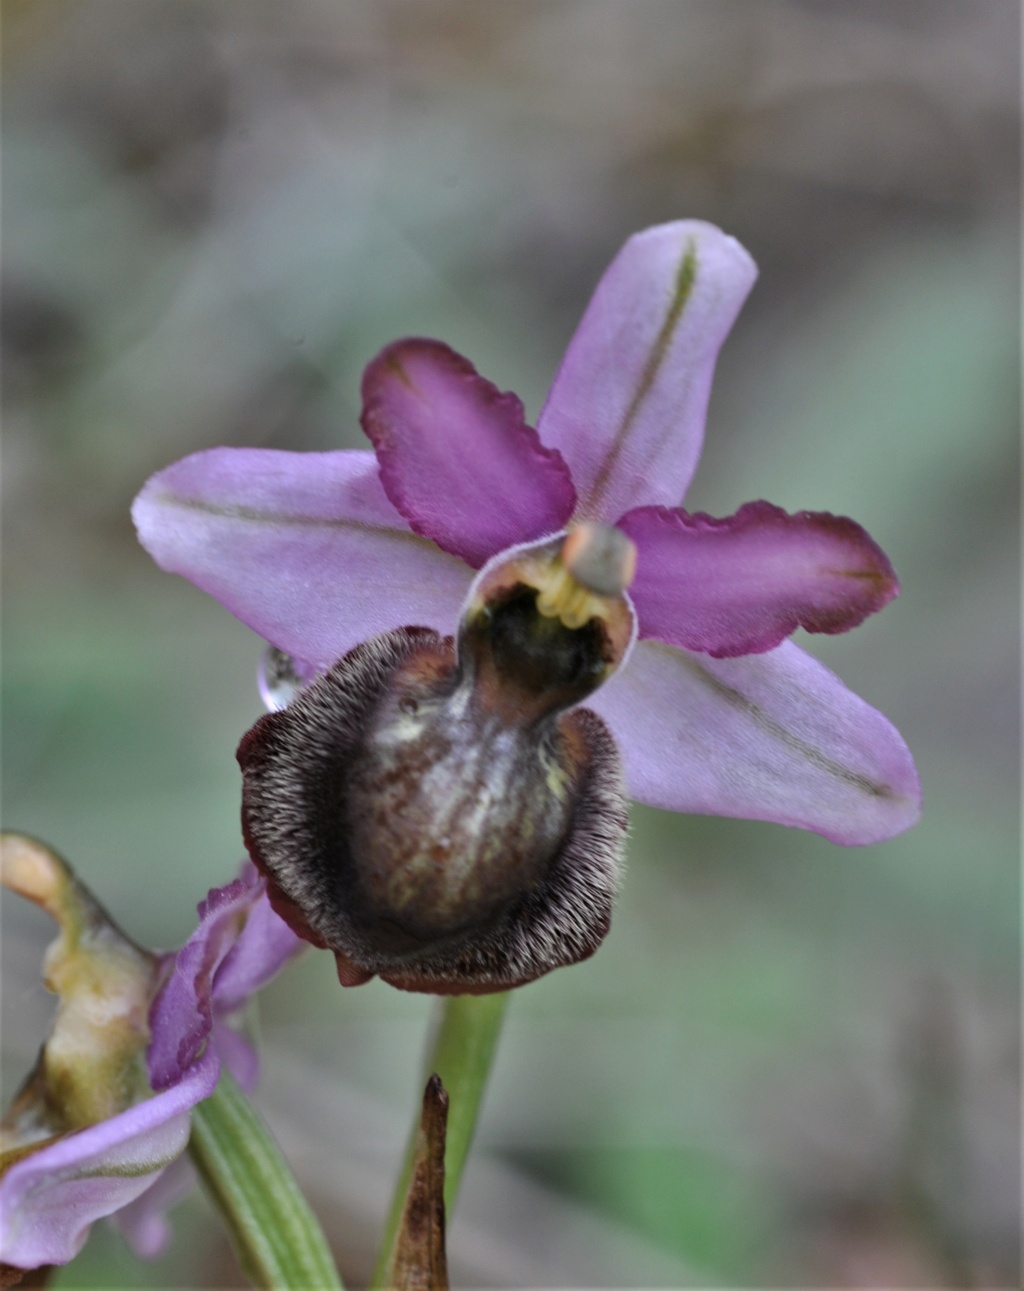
[[2, 1, 1018, 1286]]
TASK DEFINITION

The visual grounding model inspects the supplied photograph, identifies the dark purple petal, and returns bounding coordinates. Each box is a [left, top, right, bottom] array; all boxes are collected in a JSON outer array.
[[590, 639, 920, 845], [147, 865, 296, 1091], [0, 1050, 217, 1269], [211, 1021, 260, 1094], [537, 221, 757, 522], [618, 502, 899, 657], [133, 447, 473, 668], [361, 339, 577, 567], [211, 875, 305, 1014]]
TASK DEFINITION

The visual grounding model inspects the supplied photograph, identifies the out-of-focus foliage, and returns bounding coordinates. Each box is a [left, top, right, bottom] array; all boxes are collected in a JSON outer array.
[[2, 1, 1018, 1286]]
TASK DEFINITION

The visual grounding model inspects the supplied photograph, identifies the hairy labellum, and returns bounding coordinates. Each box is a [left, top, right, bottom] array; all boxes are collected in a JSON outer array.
[[238, 528, 636, 994], [239, 625, 627, 994]]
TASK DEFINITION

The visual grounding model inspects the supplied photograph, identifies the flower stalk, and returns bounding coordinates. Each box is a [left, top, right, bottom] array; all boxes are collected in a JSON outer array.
[[189, 1071, 343, 1291], [372, 992, 509, 1288]]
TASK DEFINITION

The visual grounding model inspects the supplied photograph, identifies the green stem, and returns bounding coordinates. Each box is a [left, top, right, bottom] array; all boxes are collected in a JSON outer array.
[[371, 992, 509, 1288], [190, 1070, 344, 1290]]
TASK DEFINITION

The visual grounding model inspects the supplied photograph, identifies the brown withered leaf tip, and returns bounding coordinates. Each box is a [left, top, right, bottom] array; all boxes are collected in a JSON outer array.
[[0, 1263, 51, 1288], [383, 1073, 450, 1291]]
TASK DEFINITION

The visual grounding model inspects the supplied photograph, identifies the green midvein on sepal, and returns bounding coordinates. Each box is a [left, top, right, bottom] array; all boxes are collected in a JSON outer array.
[[189, 1070, 343, 1290]]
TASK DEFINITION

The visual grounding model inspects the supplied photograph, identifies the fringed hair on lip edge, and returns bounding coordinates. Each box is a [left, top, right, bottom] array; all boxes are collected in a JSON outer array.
[[238, 626, 628, 994]]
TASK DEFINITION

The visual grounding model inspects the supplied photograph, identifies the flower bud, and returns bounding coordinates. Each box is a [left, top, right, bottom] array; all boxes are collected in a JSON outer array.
[[0, 835, 157, 1170], [238, 527, 636, 994]]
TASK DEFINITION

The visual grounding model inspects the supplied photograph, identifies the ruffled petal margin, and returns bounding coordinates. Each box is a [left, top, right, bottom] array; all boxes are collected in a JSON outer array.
[[361, 338, 577, 567], [538, 220, 757, 523], [132, 447, 473, 667], [211, 874, 305, 1015], [589, 639, 920, 845], [618, 501, 899, 657], [147, 864, 302, 1091]]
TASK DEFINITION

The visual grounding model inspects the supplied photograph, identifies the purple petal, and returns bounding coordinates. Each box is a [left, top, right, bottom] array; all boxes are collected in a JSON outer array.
[[210, 1020, 260, 1094], [0, 1050, 217, 1270], [148, 865, 294, 1090], [361, 339, 577, 567], [211, 875, 305, 1014], [537, 221, 757, 522], [132, 447, 473, 668], [111, 1154, 196, 1259], [590, 639, 920, 845], [618, 502, 899, 657]]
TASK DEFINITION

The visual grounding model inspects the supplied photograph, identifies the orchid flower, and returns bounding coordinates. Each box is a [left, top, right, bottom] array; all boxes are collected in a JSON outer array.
[[0, 836, 302, 1276], [132, 220, 920, 994]]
